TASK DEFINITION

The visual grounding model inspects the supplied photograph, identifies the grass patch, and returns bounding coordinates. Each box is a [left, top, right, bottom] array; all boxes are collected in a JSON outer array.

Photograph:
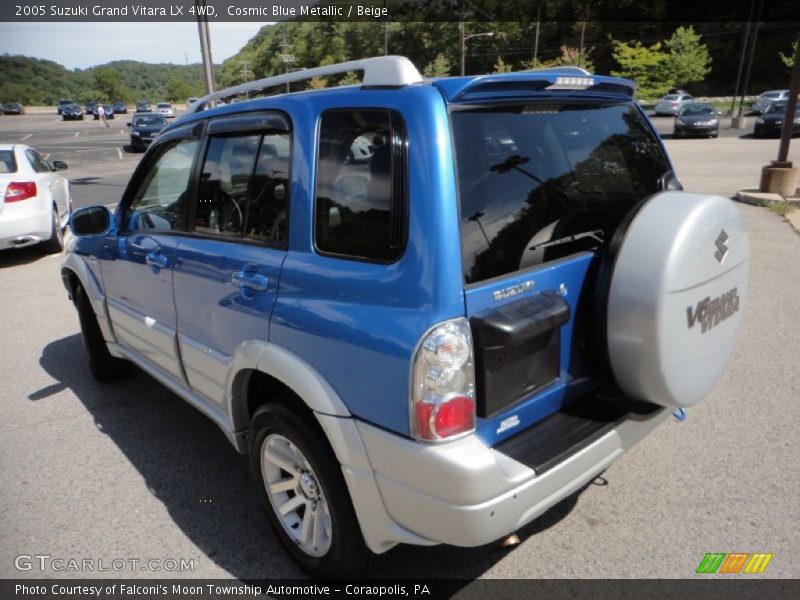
[[768, 202, 794, 217]]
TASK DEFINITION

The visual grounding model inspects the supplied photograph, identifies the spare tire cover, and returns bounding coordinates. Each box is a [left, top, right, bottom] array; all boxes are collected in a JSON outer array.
[[606, 191, 748, 408]]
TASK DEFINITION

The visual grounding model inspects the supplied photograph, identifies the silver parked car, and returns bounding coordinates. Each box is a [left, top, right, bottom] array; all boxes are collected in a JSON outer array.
[[654, 93, 695, 116], [750, 90, 790, 115], [156, 102, 176, 118]]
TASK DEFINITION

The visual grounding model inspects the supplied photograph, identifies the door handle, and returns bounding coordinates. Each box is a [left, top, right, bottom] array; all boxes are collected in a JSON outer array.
[[231, 270, 269, 292], [145, 251, 168, 270]]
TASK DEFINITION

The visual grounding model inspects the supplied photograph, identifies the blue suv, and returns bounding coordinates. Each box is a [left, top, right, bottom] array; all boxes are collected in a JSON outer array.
[[63, 57, 749, 577]]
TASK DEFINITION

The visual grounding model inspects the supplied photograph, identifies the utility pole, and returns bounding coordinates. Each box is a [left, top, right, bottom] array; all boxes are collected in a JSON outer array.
[[730, 19, 753, 116], [458, 0, 468, 77], [759, 33, 800, 196], [775, 36, 800, 166], [578, 4, 587, 69], [738, 0, 764, 118], [279, 35, 294, 93], [532, 3, 541, 67], [195, 0, 215, 96]]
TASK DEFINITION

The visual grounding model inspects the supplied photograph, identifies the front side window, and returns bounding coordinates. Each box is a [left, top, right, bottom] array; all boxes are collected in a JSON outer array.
[[125, 137, 199, 232], [314, 109, 406, 263], [193, 132, 291, 244], [452, 102, 670, 284]]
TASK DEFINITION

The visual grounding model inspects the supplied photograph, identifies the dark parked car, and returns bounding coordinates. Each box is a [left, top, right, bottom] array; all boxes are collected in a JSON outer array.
[[2, 103, 25, 115], [112, 101, 128, 114], [57, 99, 76, 115], [61, 103, 84, 120], [84, 101, 98, 115], [127, 112, 167, 150], [135, 100, 152, 113], [673, 103, 719, 138], [93, 104, 114, 120], [754, 102, 800, 138]]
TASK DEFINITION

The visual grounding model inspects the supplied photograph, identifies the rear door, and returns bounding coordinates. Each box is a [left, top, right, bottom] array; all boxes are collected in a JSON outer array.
[[450, 100, 671, 442], [101, 124, 201, 381], [172, 112, 291, 412]]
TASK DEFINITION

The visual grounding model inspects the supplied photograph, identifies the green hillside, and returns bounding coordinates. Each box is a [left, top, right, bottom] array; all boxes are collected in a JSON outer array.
[[0, 54, 209, 105]]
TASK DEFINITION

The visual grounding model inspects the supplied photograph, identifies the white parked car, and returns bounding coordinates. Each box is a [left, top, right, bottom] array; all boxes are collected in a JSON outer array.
[[0, 144, 72, 253], [156, 102, 176, 118]]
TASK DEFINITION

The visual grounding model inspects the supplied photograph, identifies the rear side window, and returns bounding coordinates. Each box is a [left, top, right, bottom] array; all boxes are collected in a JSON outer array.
[[314, 109, 406, 263], [194, 132, 291, 245], [26, 149, 51, 173], [0, 150, 18, 173], [452, 102, 670, 284]]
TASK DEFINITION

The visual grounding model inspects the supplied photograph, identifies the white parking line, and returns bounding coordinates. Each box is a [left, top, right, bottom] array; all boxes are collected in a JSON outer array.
[[20, 134, 32, 141], [42, 153, 50, 160], [120, 129, 126, 135], [116, 148, 123, 160], [73, 131, 80, 137]]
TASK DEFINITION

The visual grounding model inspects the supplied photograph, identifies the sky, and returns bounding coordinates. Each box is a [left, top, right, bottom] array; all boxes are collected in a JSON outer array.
[[0, 22, 268, 69]]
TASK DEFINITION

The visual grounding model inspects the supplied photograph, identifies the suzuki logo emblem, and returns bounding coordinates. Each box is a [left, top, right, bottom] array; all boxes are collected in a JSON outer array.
[[714, 229, 729, 263]]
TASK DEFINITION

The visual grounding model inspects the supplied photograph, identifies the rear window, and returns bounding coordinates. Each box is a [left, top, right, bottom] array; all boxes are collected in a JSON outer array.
[[0, 150, 17, 174], [763, 92, 782, 99], [662, 95, 679, 101], [452, 102, 670, 284]]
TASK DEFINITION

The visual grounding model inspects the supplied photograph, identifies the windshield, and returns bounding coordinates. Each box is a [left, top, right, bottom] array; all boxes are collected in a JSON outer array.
[[762, 92, 782, 99], [680, 104, 714, 116], [134, 115, 166, 127], [765, 103, 787, 114], [452, 102, 670, 284]]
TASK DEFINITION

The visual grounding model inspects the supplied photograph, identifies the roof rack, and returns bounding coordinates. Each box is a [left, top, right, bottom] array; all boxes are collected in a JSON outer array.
[[186, 55, 423, 114]]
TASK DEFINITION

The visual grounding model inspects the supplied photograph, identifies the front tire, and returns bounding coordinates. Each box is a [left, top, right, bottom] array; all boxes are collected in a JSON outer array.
[[74, 285, 129, 381], [249, 401, 376, 578]]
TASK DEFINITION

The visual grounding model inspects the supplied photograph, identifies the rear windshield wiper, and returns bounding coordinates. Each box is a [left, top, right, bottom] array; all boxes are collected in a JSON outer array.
[[529, 229, 604, 251]]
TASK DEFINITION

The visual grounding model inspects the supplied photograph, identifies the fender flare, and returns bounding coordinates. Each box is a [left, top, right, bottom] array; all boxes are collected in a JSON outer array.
[[227, 340, 351, 436], [61, 253, 116, 343]]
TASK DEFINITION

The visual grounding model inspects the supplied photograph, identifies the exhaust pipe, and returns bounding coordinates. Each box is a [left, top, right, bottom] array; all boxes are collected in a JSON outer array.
[[11, 236, 37, 248], [499, 533, 520, 548]]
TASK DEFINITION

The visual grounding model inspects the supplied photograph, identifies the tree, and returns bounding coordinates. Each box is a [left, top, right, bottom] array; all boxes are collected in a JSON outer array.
[[611, 40, 671, 99], [779, 42, 797, 68], [423, 53, 451, 77], [493, 57, 513, 73], [663, 26, 711, 87], [523, 46, 595, 73], [92, 67, 128, 102], [165, 76, 191, 103]]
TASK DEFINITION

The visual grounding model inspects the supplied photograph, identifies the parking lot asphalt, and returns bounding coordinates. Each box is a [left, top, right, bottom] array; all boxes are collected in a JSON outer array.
[[0, 111, 798, 580]]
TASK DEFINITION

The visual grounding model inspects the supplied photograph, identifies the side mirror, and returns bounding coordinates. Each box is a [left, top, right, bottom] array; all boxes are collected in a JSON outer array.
[[71, 206, 112, 236], [126, 122, 132, 128], [51, 160, 68, 171]]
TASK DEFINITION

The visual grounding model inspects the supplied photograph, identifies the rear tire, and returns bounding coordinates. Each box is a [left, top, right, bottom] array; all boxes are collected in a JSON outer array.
[[249, 401, 376, 578], [41, 207, 64, 254], [74, 285, 129, 381]]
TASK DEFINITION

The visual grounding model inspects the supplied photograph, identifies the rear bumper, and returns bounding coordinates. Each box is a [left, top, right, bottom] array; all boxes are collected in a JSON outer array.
[[0, 208, 51, 249], [341, 400, 669, 550]]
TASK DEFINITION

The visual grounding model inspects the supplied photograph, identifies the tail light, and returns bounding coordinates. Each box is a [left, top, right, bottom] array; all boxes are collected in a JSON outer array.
[[5, 181, 37, 202], [410, 318, 476, 442]]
